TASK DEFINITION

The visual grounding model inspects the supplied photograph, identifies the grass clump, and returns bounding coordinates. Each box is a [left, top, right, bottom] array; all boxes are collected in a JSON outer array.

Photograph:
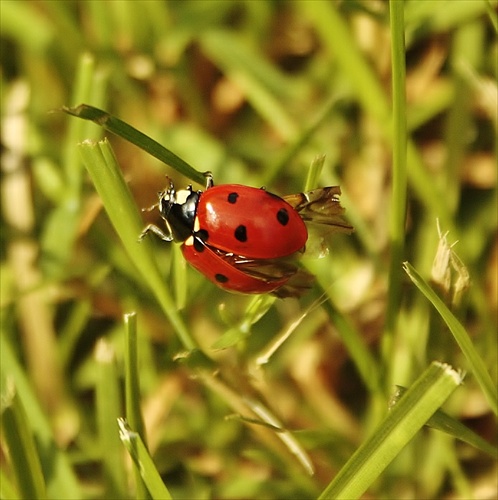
[[1, 1, 496, 498]]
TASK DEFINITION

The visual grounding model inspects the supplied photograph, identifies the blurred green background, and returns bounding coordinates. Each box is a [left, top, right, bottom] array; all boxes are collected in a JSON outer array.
[[1, 1, 497, 498]]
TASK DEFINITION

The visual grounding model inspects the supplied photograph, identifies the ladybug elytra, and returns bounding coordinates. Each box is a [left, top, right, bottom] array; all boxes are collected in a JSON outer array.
[[140, 174, 352, 297]]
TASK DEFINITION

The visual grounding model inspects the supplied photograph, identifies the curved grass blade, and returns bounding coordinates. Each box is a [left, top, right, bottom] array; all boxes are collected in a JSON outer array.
[[63, 104, 206, 185], [403, 261, 498, 415], [383, 0, 408, 385], [390, 386, 497, 458]]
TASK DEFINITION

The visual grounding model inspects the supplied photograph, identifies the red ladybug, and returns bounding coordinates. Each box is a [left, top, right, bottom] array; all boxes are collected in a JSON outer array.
[[140, 174, 352, 297]]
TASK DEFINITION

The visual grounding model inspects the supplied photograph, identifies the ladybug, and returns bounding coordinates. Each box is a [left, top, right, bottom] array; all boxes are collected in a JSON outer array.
[[140, 173, 352, 297]]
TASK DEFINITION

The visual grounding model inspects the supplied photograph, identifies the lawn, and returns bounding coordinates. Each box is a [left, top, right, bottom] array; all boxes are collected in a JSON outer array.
[[1, 1, 497, 499]]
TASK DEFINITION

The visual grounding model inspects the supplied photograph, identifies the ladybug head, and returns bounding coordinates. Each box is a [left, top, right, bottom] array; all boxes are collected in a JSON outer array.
[[158, 182, 200, 242]]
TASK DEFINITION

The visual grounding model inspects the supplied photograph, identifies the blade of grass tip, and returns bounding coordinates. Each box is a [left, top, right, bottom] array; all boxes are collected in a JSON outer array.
[[118, 418, 173, 500], [403, 262, 498, 415], [304, 155, 326, 192], [390, 386, 497, 457], [78, 139, 198, 351], [252, 292, 327, 367], [1, 380, 47, 500], [244, 397, 315, 476], [64, 104, 206, 185], [95, 340, 127, 499], [319, 362, 463, 500], [124, 313, 150, 500], [383, 0, 408, 387], [0, 334, 82, 498]]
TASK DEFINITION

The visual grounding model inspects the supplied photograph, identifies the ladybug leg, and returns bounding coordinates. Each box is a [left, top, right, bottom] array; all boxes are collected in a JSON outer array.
[[139, 223, 173, 242], [203, 171, 214, 189]]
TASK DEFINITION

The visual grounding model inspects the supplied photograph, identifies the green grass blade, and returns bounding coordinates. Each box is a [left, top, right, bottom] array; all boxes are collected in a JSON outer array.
[[427, 409, 497, 458], [65, 104, 206, 184], [118, 418, 173, 500], [304, 155, 326, 192], [390, 386, 497, 457], [403, 262, 498, 415], [95, 340, 127, 499], [321, 297, 381, 394], [0, 334, 82, 498], [124, 313, 147, 440], [383, 0, 409, 386], [1, 382, 47, 500], [77, 139, 198, 351], [124, 312, 151, 500], [319, 362, 463, 499]]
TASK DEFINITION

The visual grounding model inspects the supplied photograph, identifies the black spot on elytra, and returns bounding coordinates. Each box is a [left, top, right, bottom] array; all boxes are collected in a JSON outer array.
[[193, 237, 205, 252], [234, 225, 247, 242], [227, 192, 239, 204], [196, 229, 209, 242], [215, 273, 229, 283], [276, 208, 289, 226]]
